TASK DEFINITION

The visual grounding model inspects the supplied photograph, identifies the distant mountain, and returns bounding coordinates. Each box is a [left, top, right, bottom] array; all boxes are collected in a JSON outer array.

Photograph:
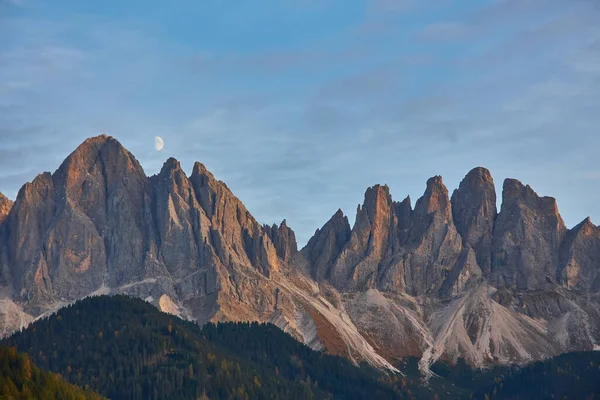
[[1, 135, 600, 376], [0, 345, 105, 399]]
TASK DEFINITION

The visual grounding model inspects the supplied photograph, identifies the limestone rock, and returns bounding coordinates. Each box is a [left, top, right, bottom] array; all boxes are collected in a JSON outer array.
[[264, 220, 298, 262], [559, 217, 600, 291], [190, 162, 279, 275], [150, 158, 213, 279], [300, 209, 351, 281], [0, 193, 12, 224], [5, 135, 153, 307], [491, 179, 566, 290], [0, 193, 13, 288], [402, 176, 464, 295], [393, 195, 412, 244], [330, 185, 397, 290], [451, 167, 497, 275]]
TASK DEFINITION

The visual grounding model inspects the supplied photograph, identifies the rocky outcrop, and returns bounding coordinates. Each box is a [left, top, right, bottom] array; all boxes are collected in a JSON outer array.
[[189, 162, 280, 276], [150, 157, 214, 280], [0, 193, 12, 224], [0, 193, 13, 289], [264, 220, 297, 262], [1, 136, 281, 313], [451, 167, 497, 275], [404, 176, 464, 295], [311, 176, 473, 297], [301, 209, 351, 281], [393, 196, 412, 243], [559, 217, 600, 292], [491, 179, 567, 290], [330, 185, 397, 290], [4, 135, 154, 307]]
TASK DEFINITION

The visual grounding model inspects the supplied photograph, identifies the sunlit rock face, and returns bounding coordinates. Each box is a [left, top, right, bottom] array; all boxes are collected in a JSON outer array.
[[263, 219, 297, 263], [559, 217, 600, 292], [0, 193, 12, 224], [1, 135, 600, 377]]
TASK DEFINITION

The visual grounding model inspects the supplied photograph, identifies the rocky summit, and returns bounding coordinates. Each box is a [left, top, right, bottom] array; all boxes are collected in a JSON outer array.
[[1, 135, 600, 375]]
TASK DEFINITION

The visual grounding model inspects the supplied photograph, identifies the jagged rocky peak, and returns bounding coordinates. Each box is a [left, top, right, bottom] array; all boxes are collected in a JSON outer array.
[[151, 157, 210, 277], [5, 136, 155, 304], [329, 184, 397, 290], [414, 175, 452, 219], [356, 184, 395, 251], [191, 161, 214, 182], [501, 178, 566, 231], [502, 179, 564, 221], [0, 192, 13, 223], [264, 219, 298, 262], [190, 161, 237, 219], [17, 172, 54, 202], [559, 217, 600, 291], [189, 160, 279, 275], [451, 167, 497, 274], [301, 209, 351, 281], [54, 134, 146, 192], [393, 175, 464, 295], [361, 184, 393, 220], [160, 157, 182, 173], [492, 178, 567, 290], [393, 195, 412, 231], [155, 157, 192, 192]]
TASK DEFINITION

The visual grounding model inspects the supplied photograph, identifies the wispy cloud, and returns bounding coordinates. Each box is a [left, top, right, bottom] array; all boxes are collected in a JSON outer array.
[[1, 0, 600, 243], [413, 22, 469, 42]]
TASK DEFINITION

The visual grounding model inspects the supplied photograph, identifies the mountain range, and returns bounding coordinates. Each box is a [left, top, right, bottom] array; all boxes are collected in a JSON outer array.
[[1, 135, 599, 376]]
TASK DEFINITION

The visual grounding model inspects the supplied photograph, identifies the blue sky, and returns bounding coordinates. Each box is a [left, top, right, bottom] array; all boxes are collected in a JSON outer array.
[[1, 0, 599, 245]]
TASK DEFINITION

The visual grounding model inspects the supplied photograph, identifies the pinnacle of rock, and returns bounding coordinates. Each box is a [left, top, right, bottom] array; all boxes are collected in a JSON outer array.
[[301, 209, 351, 281], [0, 192, 13, 223], [264, 219, 298, 262], [451, 167, 497, 274], [492, 178, 567, 290]]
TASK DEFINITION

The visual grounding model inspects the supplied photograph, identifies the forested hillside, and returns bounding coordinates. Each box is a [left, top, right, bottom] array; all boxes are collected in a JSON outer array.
[[0, 345, 105, 400], [3, 294, 599, 400], [2, 295, 409, 400], [475, 351, 600, 400]]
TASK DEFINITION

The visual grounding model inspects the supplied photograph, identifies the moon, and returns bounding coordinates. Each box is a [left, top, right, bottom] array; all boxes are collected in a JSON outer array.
[[154, 136, 164, 151]]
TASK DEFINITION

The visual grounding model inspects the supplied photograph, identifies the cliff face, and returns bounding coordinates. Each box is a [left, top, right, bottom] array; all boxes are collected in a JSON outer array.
[[491, 179, 567, 290], [318, 176, 473, 297], [1, 136, 279, 315], [264, 220, 297, 263], [558, 217, 600, 291], [451, 167, 497, 275], [5, 136, 154, 306], [301, 209, 351, 281], [1, 137, 600, 376]]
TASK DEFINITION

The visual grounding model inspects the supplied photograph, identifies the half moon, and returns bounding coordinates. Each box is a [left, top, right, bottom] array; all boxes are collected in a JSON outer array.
[[154, 136, 164, 151]]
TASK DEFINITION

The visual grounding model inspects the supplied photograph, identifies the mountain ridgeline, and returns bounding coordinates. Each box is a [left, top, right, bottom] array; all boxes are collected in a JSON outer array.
[[1, 135, 600, 373]]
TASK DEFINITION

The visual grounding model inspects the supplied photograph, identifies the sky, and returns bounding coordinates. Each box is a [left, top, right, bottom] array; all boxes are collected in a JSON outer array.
[[1, 0, 599, 245]]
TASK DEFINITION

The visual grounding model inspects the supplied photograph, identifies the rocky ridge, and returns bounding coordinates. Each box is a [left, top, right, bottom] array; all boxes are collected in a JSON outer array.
[[1, 135, 600, 376]]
